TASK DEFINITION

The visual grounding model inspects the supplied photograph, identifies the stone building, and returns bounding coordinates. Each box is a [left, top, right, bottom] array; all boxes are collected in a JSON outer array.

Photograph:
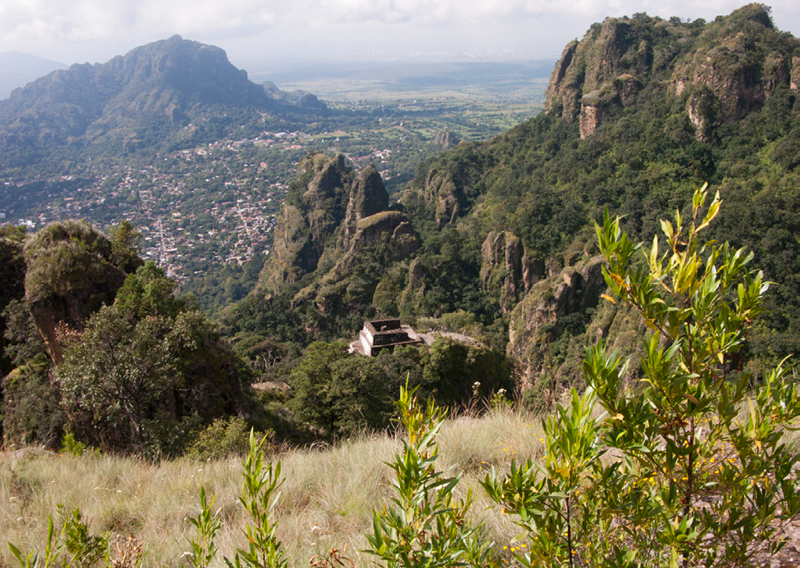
[[350, 318, 424, 356]]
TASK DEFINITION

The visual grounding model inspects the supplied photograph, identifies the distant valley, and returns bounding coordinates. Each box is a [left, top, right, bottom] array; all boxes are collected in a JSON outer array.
[[249, 59, 554, 102], [0, 37, 546, 310]]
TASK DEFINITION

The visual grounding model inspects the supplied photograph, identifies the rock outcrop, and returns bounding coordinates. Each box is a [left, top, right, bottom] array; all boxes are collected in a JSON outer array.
[[354, 211, 420, 259], [480, 231, 524, 313], [340, 165, 390, 250], [544, 4, 799, 140], [258, 153, 421, 328], [434, 130, 459, 148], [428, 170, 462, 228], [507, 256, 607, 381], [309, 210, 420, 314], [545, 17, 654, 137], [545, 40, 580, 118], [670, 5, 793, 139], [258, 153, 353, 295], [22, 220, 131, 363], [408, 168, 467, 228]]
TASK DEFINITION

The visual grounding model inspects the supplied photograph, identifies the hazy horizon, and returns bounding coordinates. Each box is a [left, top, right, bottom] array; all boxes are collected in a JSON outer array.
[[1, 1, 798, 72]]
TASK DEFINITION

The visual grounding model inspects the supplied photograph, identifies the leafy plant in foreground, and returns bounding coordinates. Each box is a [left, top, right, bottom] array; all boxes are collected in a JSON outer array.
[[8, 516, 63, 568], [225, 431, 287, 568], [367, 383, 493, 568], [8, 507, 107, 568], [482, 389, 615, 566], [186, 487, 222, 568], [483, 184, 800, 567]]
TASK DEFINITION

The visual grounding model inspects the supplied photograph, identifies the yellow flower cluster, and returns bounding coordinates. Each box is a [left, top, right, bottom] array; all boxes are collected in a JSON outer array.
[[502, 543, 528, 552]]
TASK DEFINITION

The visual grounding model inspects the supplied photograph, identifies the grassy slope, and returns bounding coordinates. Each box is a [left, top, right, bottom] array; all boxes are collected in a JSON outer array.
[[0, 408, 546, 568]]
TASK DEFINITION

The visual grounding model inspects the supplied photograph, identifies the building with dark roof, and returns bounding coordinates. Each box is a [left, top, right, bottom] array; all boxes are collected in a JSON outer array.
[[350, 318, 424, 356]]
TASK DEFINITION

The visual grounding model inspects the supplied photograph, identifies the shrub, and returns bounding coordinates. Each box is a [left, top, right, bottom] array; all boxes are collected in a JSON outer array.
[[2, 360, 64, 449], [226, 431, 287, 568], [366, 383, 492, 567], [60, 431, 88, 457], [483, 185, 800, 566], [8, 506, 107, 568], [186, 417, 269, 461]]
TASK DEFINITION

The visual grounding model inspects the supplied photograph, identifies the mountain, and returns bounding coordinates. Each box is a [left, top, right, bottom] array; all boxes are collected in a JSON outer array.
[[238, 4, 800, 397], [254, 152, 420, 334], [261, 80, 327, 109], [0, 36, 326, 168], [544, 4, 796, 139], [0, 52, 67, 100]]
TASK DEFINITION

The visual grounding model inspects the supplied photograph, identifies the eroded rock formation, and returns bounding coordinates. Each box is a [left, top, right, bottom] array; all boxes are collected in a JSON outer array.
[[545, 4, 798, 140]]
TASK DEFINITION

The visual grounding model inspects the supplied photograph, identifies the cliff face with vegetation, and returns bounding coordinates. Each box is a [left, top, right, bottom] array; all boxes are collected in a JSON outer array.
[[236, 4, 800, 395], [256, 153, 421, 332], [545, 4, 798, 139], [22, 221, 132, 363]]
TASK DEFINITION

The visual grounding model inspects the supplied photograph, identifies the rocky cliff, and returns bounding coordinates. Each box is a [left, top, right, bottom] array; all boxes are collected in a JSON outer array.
[[507, 256, 607, 380], [259, 153, 353, 296], [22, 220, 137, 363], [304, 210, 420, 316], [339, 165, 390, 250], [257, 153, 420, 331], [544, 4, 799, 139], [479, 231, 546, 313]]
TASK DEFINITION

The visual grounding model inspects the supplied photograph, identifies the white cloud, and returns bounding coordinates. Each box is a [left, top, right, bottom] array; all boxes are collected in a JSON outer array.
[[0, 0, 798, 65], [0, 0, 280, 44]]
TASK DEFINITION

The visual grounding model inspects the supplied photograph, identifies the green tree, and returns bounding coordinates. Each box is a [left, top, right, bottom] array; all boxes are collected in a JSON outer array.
[[0, 227, 27, 376], [482, 390, 608, 566], [108, 220, 144, 274], [288, 341, 398, 435], [2, 358, 63, 449], [114, 261, 184, 320], [483, 185, 800, 567], [57, 306, 204, 453], [421, 336, 511, 404]]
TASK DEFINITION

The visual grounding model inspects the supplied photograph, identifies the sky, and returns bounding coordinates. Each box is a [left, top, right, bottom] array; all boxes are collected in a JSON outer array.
[[1, 0, 799, 73]]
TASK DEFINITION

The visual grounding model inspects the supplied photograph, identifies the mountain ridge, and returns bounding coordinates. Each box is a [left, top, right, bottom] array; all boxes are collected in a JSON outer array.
[[0, 36, 326, 167], [0, 51, 67, 100]]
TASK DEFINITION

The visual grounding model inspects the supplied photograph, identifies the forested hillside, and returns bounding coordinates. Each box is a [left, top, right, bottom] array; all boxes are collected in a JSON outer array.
[[3, 6, 800, 567], [232, 3, 799, 402], [2, 3, 799, 452]]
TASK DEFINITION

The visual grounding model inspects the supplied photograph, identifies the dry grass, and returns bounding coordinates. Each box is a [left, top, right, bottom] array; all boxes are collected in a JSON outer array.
[[0, 407, 546, 568]]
